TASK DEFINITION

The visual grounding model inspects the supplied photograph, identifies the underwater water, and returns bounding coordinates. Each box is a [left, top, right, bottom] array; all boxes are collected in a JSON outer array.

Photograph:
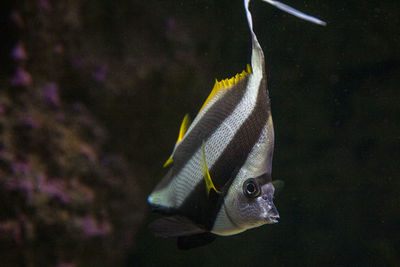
[[1, 0, 399, 266]]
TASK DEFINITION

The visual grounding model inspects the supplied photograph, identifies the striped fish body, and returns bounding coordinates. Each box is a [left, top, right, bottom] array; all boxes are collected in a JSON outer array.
[[148, 0, 325, 249], [148, 63, 274, 224]]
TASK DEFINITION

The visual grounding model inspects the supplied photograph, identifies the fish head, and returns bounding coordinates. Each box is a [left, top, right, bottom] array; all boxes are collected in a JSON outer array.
[[222, 173, 279, 233], [219, 115, 278, 233]]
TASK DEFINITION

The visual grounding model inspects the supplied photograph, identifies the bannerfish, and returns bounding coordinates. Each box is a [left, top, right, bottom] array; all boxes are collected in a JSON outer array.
[[148, 0, 325, 249]]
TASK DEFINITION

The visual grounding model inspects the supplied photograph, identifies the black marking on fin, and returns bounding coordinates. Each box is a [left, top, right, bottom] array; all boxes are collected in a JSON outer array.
[[177, 232, 217, 250], [149, 216, 205, 238]]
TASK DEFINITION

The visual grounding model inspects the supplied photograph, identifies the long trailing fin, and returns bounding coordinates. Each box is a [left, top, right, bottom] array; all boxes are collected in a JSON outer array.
[[163, 114, 191, 168], [261, 0, 326, 26], [244, 0, 326, 75], [201, 141, 220, 196], [199, 65, 252, 112]]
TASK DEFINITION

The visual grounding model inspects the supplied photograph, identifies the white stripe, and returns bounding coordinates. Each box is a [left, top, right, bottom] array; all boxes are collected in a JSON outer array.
[[178, 81, 231, 149]]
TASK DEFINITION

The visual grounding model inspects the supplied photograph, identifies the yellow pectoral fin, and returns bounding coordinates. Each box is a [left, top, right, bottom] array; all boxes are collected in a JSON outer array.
[[201, 141, 220, 196]]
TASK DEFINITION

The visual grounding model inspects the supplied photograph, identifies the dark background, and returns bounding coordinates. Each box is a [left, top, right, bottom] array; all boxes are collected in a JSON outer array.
[[1, 0, 399, 266]]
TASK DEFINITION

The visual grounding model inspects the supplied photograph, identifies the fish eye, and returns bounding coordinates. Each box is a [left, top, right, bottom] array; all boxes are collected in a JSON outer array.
[[243, 179, 260, 198]]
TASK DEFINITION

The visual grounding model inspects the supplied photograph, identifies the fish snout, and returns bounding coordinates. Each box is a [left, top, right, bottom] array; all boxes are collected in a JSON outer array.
[[261, 194, 279, 223], [266, 203, 279, 223]]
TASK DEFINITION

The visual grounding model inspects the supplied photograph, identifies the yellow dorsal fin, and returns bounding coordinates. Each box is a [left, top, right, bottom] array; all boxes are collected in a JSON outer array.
[[177, 114, 191, 143], [163, 114, 191, 168], [199, 64, 252, 112], [163, 157, 174, 168], [201, 141, 220, 196]]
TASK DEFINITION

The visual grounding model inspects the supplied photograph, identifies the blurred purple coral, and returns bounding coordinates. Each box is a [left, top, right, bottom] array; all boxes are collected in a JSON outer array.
[[70, 57, 84, 69], [2, 1, 145, 265], [39, 177, 71, 204], [0, 220, 26, 246], [39, 0, 52, 12], [12, 42, 27, 61], [6, 159, 33, 199], [166, 17, 177, 31], [54, 44, 63, 54], [10, 11, 24, 28], [11, 67, 32, 86], [71, 102, 84, 112], [92, 63, 107, 82], [0, 221, 19, 241], [41, 82, 60, 107], [70, 179, 95, 202], [80, 144, 97, 162], [6, 179, 34, 197], [76, 216, 111, 237], [56, 111, 65, 121], [5, 177, 34, 199], [57, 263, 75, 267], [11, 159, 31, 175], [20, 115, 38, 129]]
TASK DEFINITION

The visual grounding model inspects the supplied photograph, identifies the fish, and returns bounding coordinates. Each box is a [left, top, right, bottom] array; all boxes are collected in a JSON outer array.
[[147, 0, 325, 249]]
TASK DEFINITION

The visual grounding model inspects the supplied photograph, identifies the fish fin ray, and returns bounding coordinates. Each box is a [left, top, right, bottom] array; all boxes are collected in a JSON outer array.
[[201, 141, 220, 196], [163, 157, 174, 168], [177, 114, 191, 143], [149, 216, 205, 238], [177, 232, 217, 250], [244, 0, 325, 75], [261, 0, 326, 26], [199, 65, 252, 112], [163, 114, 191, 168]]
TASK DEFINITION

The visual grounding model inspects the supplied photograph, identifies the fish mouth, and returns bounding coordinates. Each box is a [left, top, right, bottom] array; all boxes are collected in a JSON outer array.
[[265, 215, 279, 224]]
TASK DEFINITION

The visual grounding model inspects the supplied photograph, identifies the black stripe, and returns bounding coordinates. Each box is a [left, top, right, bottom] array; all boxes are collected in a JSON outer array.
[[154, 76, 250, 191], [177, 75, 271, 230]]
